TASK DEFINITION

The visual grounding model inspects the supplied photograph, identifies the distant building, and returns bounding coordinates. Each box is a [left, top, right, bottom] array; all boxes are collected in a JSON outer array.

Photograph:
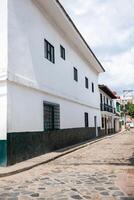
[[99, 85, 120, 134], [121, 90, 134, 105], [113, 95, 123, 130], [118, 90, 134, 127]]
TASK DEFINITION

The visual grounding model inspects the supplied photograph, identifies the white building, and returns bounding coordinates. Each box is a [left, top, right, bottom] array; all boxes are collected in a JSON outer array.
[[0, 0, 104, 166], [122, 97, 134, 104], [99, 85, 120, 135]]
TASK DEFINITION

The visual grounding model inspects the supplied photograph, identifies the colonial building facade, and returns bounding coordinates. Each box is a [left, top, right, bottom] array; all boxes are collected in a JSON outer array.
[[0, 0, 105, 166], [99, 85, 120, 135]]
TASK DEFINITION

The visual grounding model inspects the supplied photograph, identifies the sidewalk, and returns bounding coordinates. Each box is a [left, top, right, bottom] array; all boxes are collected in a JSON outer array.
[[0, 130, 125, 178]]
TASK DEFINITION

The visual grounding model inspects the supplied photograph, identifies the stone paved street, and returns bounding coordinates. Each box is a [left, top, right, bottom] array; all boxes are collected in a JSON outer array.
[[0, 130, 134, 200]]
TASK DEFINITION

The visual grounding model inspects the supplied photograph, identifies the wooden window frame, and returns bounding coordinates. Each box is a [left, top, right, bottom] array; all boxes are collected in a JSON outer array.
[[74, 67, 78, 82], [100, 93, 103, 103], [43, 101, 60, 131], [44, 39, 55, 63], [92, 82, 94, 93], [60, 45, 65, 60], [84, 112, 89, 127], [85, 77, 89, 89], [107, 98, 109, 105]]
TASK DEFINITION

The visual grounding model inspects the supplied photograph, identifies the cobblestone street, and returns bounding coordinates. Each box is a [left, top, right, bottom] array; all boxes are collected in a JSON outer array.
[[0, 130, 134, 200]]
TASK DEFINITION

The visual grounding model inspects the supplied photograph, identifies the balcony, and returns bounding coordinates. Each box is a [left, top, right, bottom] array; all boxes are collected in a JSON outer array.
[[100, 103, 114, 113]]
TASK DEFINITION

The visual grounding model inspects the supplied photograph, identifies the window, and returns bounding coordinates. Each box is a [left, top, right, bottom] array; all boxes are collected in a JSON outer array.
[[100, 93, 103, 103], [44, 104, 54, 131], [74, 67, 78, 82], [92, 82, 94, 92], [43, 102, 60, 131], [104, 96, 105, 104], [107, 98, 108, 105], [60, 45, 65, 60], [44, 39, 55, 63], [84, 113, 89, 127], [85, 77, 89, 89], [101, 117, 105, 128]]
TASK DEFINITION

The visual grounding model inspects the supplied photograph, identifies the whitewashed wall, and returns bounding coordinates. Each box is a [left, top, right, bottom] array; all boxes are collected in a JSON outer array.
[[8, 82, 101, 132], [7, 0, 101, 132], [0, 0, 8, 139], [0, 0, 7, 73], [114, 119, 120, 132], [0, 82, 7, 139]]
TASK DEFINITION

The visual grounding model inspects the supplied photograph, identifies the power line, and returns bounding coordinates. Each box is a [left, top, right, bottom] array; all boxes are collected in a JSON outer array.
[[123, 90, 134, 98]]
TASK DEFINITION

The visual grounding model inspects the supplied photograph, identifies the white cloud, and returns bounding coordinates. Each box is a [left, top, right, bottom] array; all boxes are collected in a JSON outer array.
[[99, 48, 134, 92], [70, 0, 95, 16], [60, 0, 134, 94]]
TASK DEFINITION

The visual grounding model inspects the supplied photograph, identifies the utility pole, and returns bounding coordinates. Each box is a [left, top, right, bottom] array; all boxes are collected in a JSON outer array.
[[122, 99, 126, 128]]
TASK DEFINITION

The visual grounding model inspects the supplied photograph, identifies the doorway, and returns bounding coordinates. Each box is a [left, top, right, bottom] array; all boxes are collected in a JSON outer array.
[[105, 117, 108, 135], [94, 116, 98, 137]]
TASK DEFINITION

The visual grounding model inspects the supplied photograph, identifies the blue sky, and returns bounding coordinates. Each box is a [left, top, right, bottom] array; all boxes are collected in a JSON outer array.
[[60, 0, 134, 94]]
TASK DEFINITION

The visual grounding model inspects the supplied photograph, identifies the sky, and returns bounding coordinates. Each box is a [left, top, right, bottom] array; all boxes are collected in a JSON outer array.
[[60, 0, 134, 95]]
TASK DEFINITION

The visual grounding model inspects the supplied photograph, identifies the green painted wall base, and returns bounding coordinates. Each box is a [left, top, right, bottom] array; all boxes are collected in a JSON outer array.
[[0, 140, 7, 166], [0, 128, 116, 166], [6, 128, 101, 166]]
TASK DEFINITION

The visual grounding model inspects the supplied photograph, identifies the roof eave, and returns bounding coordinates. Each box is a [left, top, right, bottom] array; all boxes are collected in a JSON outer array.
[[56, 0, 105, 73], [35, 0, 105, 73], [99, 85, 117, 99]]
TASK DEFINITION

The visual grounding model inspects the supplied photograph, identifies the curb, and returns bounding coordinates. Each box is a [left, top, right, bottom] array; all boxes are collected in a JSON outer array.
[[0, 130, 125, 178]]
